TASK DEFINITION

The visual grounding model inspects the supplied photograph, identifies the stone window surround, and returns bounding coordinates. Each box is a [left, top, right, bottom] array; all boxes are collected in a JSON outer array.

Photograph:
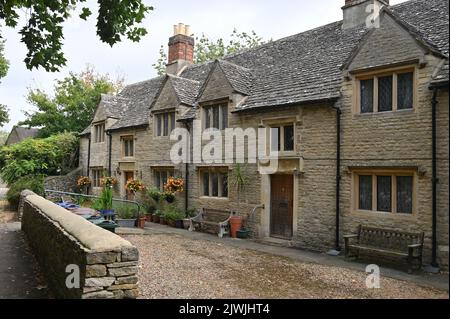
[[121, 135, 135, 159], [153, 109, 176, 138], [198, 166, 229, 200], [260, 116, 300, 157], [201, 99, 229, 131], [91, 167, 104, 188], [151, 167, 175, 192], [352, 64, 418, 115], [93, 122, 106, 143], [350, 167, 418, 216]]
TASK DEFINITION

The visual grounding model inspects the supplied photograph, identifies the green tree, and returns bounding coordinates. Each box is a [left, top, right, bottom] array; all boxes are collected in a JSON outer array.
[[0, 130, 7, 144], [20, 66, 123, 137], [153, 29, 267, 75], [0, 132, 79, 185], [0, 0, 153, 72], [0, 37, 9, 128]]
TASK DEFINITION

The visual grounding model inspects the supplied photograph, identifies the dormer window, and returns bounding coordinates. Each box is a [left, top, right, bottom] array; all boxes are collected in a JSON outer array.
[[357, 67, 415, 114], [155, 112, 176, 137], [203, 103, 228, 130], [94, 122, 105, 143]]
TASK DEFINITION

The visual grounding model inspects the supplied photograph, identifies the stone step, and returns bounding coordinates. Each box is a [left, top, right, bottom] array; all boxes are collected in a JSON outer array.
[[255, 237, 296, 248]]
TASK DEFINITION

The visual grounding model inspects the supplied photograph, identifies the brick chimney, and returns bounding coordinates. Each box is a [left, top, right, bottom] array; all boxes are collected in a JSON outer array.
[[166, 23, 194, 75], [342, 0, 389, 30]]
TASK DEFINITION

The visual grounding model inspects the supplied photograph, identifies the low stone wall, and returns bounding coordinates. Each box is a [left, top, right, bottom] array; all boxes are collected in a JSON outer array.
[[44, 167, 82, 193], [20, 191, 139, 299]]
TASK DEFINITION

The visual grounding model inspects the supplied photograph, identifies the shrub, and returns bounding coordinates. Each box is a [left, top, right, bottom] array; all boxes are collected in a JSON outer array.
[[0, 132, 79, 185], [163, 204, 185, 222], [7, 175, 45, 208]]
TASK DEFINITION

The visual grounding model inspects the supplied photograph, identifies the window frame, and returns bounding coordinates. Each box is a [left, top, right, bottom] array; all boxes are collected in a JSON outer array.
[[121, 135, 135, 158], [93, 122, 106, 143], [154, 111, 176, 137], [202, 102, 229, 131], [352, 168, 417, 215], [91, 168, 104, 188], [354, 65, 417, 115], [267, 123, 296, 155], [152, 168, 175, 192], [199, 167, 229, 199]]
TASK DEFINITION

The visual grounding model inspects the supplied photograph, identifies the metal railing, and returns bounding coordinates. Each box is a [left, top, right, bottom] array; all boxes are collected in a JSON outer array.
[[44, 189, 143, 217]]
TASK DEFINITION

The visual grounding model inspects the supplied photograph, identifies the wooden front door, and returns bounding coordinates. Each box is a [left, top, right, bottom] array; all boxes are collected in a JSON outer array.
[[124, 171, 134, 200], [270, 174, 294, 239]]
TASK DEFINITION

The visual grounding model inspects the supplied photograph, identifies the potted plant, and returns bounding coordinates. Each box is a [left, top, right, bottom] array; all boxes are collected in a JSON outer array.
[[164, 205, 185, 228], [147, 187, 162, 202], [98, 177, 117, 219], [229, 164, 250, 238], [162, 192, 175, 203], [77, 176, 92, 195], [125, 178, 146, 201], [136, 215, 146, 229], [152, 210, 161, 223], [116, 209, 136, 228], [162, 177, 184, 203]]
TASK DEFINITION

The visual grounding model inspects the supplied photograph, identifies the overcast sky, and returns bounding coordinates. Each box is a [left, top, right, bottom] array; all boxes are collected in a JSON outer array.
[[0, 0, 408, 132]]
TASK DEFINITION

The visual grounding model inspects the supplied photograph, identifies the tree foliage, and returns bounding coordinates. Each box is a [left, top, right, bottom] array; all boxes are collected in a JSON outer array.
[[20, 66, 123, 137], [0, 104, 8, 127], [0, 0, 153, 72], [153, 29, 267, 75], [0, 132, 79, 185], [0, 37, 8, 80], [0, 130, 7, 144]]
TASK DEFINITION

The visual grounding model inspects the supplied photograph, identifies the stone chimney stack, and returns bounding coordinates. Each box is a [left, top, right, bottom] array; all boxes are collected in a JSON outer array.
[[166, 23, 194, 75], [342, 0, 389, 30]]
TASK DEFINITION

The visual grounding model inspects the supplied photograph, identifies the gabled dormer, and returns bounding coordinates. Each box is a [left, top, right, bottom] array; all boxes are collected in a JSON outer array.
[[150, 74, 201, 137], [342, 8, 447, 115]]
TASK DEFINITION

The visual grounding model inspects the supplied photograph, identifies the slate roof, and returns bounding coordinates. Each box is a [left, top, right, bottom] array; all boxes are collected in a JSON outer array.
[[6, 126, 40, 144], [83, 0, 448, 131], [106, 76, 165, 131], [168, 75, 202, 106]]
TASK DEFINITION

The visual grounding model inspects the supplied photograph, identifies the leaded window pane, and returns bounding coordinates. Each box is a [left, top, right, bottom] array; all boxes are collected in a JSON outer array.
[[377, 176, 392, 212], [222, 173, 228, 197], [397, 72, 413, 110], [284, 125, 294, 151], [397, 176, 413, 214], [203, 172, 209, 196], [212, 173, 219, 197], [170, 112, 175, 133], [221, 105, 228, 130], [378, 76, 393, 112], [271, 127, 280, 152], [360, 79, 374, 113], [163, 113, 169, 136], [359, 175, 372, 210], [213, 107, 220, 130], [157, 115, 162, 136]]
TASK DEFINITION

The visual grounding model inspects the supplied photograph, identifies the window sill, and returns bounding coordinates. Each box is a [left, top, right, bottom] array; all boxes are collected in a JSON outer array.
[[199, 196, 229, 201], [350, 209, 416, 218], [355, 108, 414, 117]]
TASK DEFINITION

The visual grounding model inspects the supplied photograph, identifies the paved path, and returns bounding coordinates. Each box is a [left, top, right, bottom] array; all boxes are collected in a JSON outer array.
[[117, 223, 449, 292], [0, 222, 49, 299]]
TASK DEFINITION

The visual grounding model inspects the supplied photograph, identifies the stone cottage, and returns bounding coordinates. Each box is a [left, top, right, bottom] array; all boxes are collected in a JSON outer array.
[[79, 0, 449, 269]]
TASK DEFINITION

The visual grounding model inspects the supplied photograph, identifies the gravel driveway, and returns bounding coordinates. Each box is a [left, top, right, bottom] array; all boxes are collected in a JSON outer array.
[[123, 234, 448, 299]]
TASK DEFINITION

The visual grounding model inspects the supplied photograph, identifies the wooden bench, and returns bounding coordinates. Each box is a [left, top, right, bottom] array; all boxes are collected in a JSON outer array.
[[189, 208, 233, 238], [344, 225, 424, 272]]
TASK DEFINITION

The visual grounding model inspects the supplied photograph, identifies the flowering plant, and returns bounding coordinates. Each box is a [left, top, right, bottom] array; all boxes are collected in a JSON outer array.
[[126, 179, 145, 193], [164, 177, 184, 194], [100, 176, 118, 188], [77, 176, 91, 189]]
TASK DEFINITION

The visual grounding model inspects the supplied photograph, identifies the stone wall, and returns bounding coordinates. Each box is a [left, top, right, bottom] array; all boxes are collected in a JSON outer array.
[[44, 168, 82, 193], [20, 191, 139, 299]]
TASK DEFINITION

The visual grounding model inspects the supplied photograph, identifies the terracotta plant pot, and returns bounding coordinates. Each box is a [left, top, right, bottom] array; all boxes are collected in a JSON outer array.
[[145, 214, 153, 222], [167, 219, 176, 227], [153, 215, 160, 223], [160, 217, 167, 225], [137, 217, 146, 229], [229, 215, 243, 238]]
